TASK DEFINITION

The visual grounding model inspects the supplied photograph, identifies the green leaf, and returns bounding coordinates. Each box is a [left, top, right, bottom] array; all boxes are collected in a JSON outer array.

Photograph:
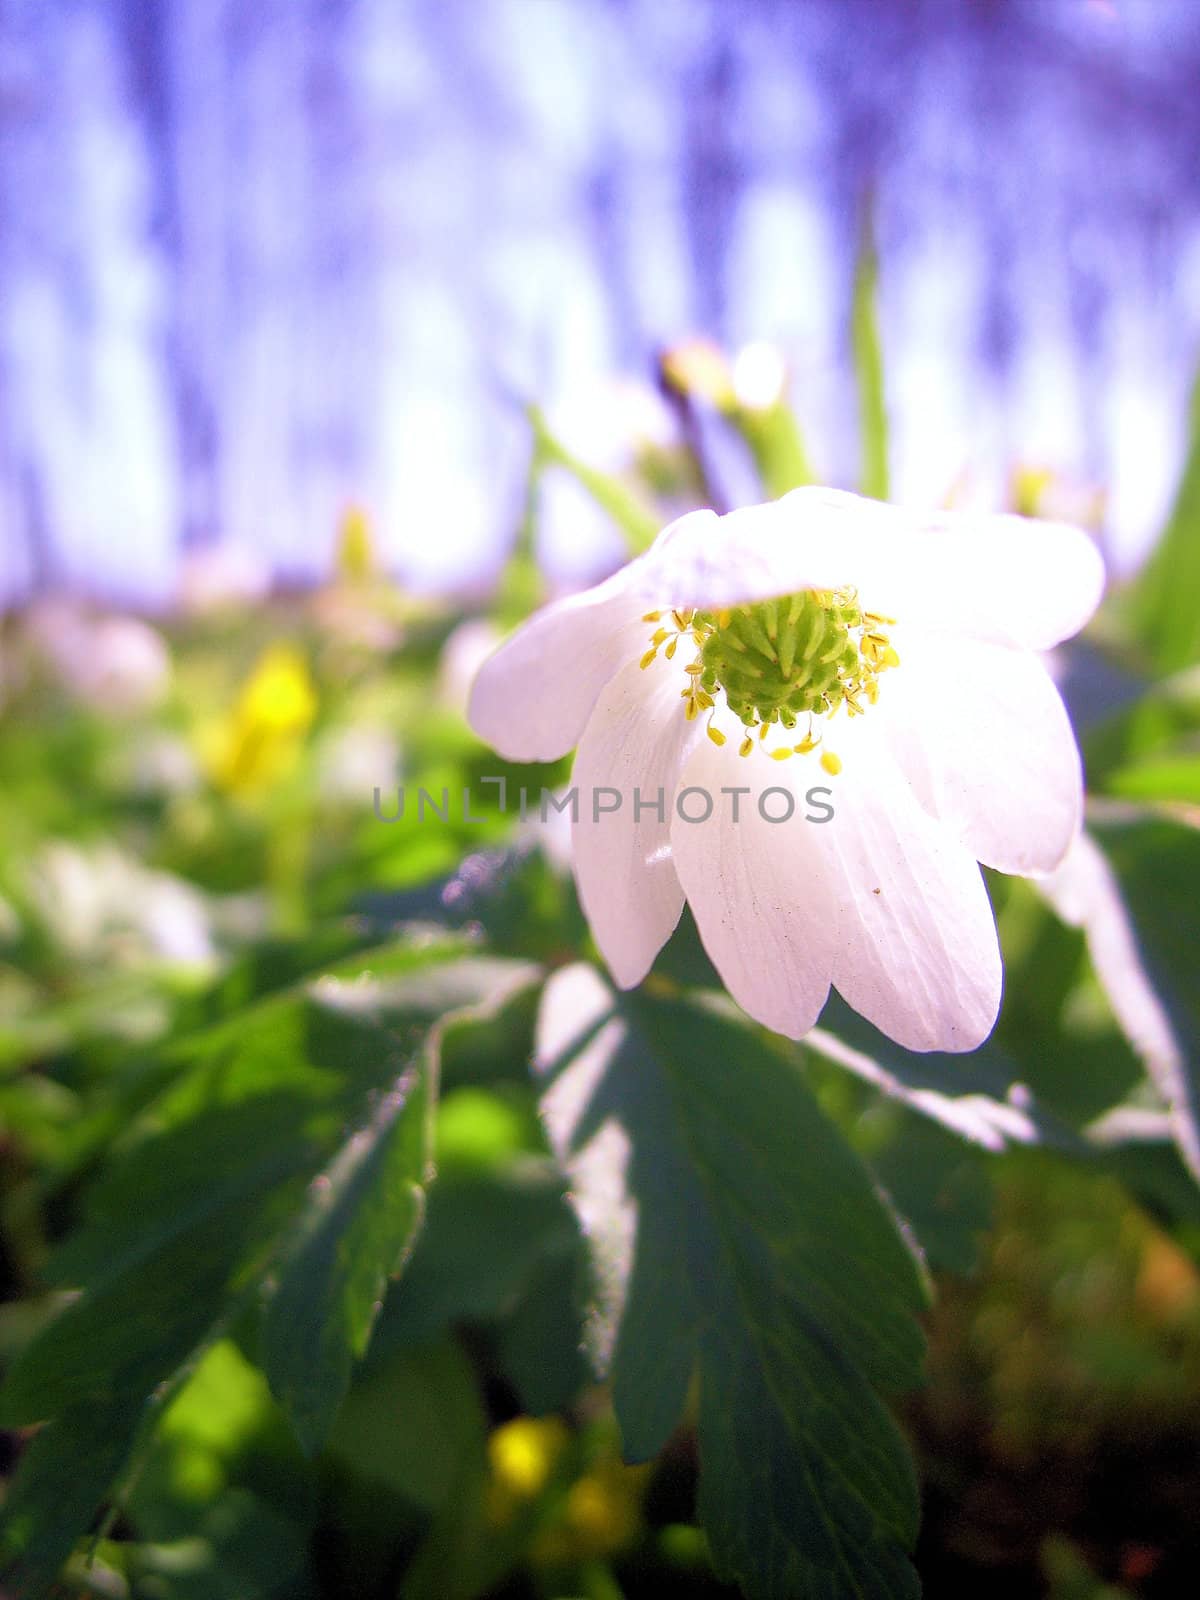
[[261, 1052, 434, 1454], [869, 1114, 993, 1277], [1088, 814, 1200, 1182], [323, 1340, 492, 1600], [0, 945, 531, 1588], [1128, 363, 1200, 674], [732, 397, 814, 499], [807, 991, 1087, 1153], [324, 1339, 487, 1516], [1106, 753, 1200, 806], [124, 1341, 317, 1600], [851, 212, 889, 502], [0, 1396, 146, 1596], [537, 966, 927, 1600], [494, 1247, 591, 1414], [528, 404, 661, 554]]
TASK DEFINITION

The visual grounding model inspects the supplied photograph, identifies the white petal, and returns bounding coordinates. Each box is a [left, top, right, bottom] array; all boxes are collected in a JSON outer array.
[[467, 572, 647, 761], [636, 488, 1104, 650], [883, 631, 1083, 875], [821, 723, 1003, 1053], [632, 494, 853, 611], [571, 656, 704, 987], [668, 739, 837, 1038]]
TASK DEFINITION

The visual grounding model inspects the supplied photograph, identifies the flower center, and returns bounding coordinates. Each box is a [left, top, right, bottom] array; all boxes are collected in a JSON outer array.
[[639, 590, 899, 770]]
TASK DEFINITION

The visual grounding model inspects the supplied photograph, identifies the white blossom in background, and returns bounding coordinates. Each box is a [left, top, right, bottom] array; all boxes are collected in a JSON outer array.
[[25, 841, 215, 969], [470, 487, 1104, 1053], [316, 725, 402, 806], [437, 617, 503, 717], [25, 600, 171, 714]]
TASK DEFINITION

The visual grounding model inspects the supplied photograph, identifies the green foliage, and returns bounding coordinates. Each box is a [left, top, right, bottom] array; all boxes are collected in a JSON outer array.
[[540, 978, 926, 1598]]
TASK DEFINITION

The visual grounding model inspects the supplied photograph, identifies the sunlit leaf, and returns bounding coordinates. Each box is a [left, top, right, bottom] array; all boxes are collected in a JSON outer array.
[[536, 965, 926, 1600], [262, 1053, 433, 1454]]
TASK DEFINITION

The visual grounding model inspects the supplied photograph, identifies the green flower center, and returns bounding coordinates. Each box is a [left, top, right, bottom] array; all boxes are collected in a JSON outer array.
[[639, 590, 900, 767]]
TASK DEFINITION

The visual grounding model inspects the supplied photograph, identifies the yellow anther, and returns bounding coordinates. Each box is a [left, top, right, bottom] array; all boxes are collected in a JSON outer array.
[[642, 610, 662, 623], [793, 735, 818, 754], [672, 609, 692, 630], [706, 724, 726, 747], [694, 689, 714, 709], [820, 750, 842, 776], [651, 628, 671, 647], [739, 736, 753, 757], [665, 637, 678, 660], [881, 645, 900, 670], [684, 661, 704, 675], [684, 698, 699, 721], [758, 722, 770, 741], [640, 648, 658, 670], [771, 746, 793, 761]]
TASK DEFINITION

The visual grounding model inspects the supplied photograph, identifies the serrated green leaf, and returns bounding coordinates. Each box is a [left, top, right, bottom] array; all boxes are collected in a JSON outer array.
[[0, 947, 529, 1589], [368, 1165, 579, 1356], [261, 1055, 433, 1454], [536, 966, 927, 1600]]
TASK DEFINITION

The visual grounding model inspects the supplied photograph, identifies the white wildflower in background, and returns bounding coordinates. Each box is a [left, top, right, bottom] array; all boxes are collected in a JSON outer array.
[[25, 600, 171, 714], [469, 488, 1104, 1052]]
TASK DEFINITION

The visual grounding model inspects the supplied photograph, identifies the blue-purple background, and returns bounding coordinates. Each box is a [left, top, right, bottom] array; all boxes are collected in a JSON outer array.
[[1, 0, 1198, 607]]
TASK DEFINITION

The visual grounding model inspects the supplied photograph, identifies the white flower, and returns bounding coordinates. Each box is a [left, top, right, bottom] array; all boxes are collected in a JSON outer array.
[[468, 488, 1104, 1053]]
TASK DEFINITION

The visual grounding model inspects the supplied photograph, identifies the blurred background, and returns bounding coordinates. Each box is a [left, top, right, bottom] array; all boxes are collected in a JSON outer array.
[[2, 0, 1199, 604], [5, 4, 1200, 1599]]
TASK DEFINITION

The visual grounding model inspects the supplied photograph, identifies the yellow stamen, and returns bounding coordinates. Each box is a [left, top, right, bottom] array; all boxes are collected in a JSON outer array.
[[637, 589, 900, 761]]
